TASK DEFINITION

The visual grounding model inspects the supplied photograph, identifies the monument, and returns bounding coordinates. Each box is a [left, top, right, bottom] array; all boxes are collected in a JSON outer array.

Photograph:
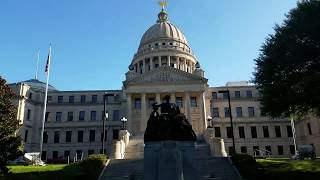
[[144, 95, 199, 180]]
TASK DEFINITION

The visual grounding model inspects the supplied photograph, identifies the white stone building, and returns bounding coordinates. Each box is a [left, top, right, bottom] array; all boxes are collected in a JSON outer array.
[[8, 8, 319, 161]]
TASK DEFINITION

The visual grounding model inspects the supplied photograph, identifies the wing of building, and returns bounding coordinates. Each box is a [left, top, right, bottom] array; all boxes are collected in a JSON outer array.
[[9, 8, 319, 161]]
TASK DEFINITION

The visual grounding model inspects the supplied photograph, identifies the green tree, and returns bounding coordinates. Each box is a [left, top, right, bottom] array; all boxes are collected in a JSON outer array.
[[253, 0, 320, 118], [0, 76, 23, 174]]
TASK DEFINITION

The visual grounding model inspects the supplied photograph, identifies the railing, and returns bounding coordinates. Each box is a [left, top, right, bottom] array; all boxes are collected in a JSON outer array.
[[253, 149, 272, 158]]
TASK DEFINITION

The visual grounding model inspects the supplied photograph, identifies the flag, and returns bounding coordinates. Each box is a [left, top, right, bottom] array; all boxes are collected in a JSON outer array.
[[45, 46, 51, 75]]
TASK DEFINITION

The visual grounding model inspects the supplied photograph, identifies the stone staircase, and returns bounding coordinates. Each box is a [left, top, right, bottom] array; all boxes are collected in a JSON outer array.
[[99, 136, 242, 180]]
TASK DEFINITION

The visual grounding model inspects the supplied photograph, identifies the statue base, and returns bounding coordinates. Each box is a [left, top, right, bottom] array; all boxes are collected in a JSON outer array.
[[144, 141, 199, 180]]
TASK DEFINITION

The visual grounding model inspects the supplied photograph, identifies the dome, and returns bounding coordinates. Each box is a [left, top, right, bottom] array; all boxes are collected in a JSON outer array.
[[138, 10, 189, 49], [14, 79, 57, 91]]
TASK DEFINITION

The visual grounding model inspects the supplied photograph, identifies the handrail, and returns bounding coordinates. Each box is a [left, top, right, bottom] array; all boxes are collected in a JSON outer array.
[[253, 148, 272, 158]]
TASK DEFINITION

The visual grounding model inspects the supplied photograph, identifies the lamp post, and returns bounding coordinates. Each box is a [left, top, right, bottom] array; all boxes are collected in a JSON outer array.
[[218, 89, 236, 154], [102, 93, 108, 154], [207, 115, 213, 128], [121, 117, 127, 130]]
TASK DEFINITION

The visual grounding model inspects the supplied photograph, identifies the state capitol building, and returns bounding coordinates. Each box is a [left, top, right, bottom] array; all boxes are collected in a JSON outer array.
[[9, 7, 319, 161]]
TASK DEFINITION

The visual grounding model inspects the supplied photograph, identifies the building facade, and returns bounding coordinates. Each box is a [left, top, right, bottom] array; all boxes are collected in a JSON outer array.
[[9, 8, 319, 160]]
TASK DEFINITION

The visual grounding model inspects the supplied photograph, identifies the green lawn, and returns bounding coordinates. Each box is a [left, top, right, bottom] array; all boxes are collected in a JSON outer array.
[[8, 164, 67, 174]]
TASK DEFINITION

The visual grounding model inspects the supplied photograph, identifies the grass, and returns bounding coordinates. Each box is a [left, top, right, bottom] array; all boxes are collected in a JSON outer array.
[[7, 164, 67, 174]]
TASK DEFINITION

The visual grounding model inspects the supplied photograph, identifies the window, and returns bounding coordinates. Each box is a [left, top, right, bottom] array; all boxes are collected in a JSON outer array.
[[162, 42, 166, 45], [52, 151, 58, 159], [278, 145, 284, 155], [91, 111, 97, 121], [66, 131, 72, 143], [251, 126, 257, 138], [28, 92, 32, 99], [212, 108, 219, 118], [92, 95, 97, 103], [238, 126, 245, 138], [224, 107, 230, 118], [43, 131, 48, 143], [227, 127, 233, 138], [236, 107, 242, 117], [114, 95, 120, 102], [113, 129, 119, 140], [134, 98, 141, 109], [248, 107, 255, 117], [69, 96, 74, 103], [235, 91, 240, 98], [79, 111, 85, 121], [45, 112, 50, 122], [241, 146, 247, 153], [214, 127, 221, 137], [263, 126, 269, 138], [246, 90, 252, 98], [112, 110, 119, 121], [88, 150, 94, 155], [64, 151, 70, 158], [253, 146, 260, 155], [56, 112, 62, 122], [275, 126, 281, 137], [307, 123, 312, 135], [47, 96, 52, 102], [24, 130, 28, 142], [41, 151, 47, 160], [78, 131, 83, 143], [212, 92, 217, 99], [27, 109, 31, 120], [222, 92, 228, 99], [175, 97, 183, 107], [290, 145, 296, 155], [54, 131, 60, 143], [155, 64, 159, 68], [228, 146, 235, 155], [76, 150, 82, 160], [58, 96, 63, 103], [265, 146, 272, 155], [287, 126, 293, 137], [67, 112, 73, 121], [89, 130, 95, 142], [190, 97, 197, 107], [80, 95, 86, 103]]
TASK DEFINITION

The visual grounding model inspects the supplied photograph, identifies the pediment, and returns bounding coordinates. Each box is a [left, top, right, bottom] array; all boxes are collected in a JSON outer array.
[[123, 66, 207, 87]]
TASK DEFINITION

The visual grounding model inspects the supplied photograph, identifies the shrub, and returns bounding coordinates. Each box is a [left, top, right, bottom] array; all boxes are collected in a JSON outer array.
[[78, 154, 107, 179], [231, 154, 258, 180]]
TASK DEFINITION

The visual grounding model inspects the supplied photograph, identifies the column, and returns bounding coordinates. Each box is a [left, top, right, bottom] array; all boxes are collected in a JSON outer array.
[[170, 93, 176, 104], [158, 56, 162, 67], [126, 94, 132, 133], [184, 92, 191, 122], [168, 56, 171, 67], [199, 91, 207, 133], [184, 58, 187, 72], [150, 57, 153, 70], [141, 93, 147, 132], [142, 59, 145, 73], [156, 93, 161, 104]]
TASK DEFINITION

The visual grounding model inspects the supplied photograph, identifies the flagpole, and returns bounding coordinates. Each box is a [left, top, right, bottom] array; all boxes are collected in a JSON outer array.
[[39, 45, 51, 159]]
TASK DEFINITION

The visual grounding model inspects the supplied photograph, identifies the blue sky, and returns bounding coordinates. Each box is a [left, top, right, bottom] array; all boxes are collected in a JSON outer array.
[[0, 0, 297, 90]]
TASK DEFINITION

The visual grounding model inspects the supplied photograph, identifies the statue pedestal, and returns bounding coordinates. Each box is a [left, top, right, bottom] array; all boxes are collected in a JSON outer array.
[[144, 141, 199, 180]]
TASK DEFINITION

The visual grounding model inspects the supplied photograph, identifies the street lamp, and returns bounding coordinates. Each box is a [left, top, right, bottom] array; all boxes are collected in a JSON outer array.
[[121, 117, 127, 130], [218, 89, 236, 155], [102, 93, 108, 154], [207, 115, 213, 128]]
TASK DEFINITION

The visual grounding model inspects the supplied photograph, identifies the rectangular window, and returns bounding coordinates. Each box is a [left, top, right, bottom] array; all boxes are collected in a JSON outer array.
[[212, 108, 219, 118], [287, 125, 293, 137], [214, 127, 221, 137], [112, 110, 119, 121], [56, 112, 62, 122], [228, 146, 235, 155], [235, 91, 240, 98], [45, 112, 50, 122], [176, 97, 183, 107], [92, 95, 97, 103], [238, 126, 245, 138], [148, 98, 155, 108], [212, 92, 217, 99], [236, 107, 242, 117], [41, 151, 47, 160], [76, 150, 82, 160], [226, 127, 233, 138], [253, 146, 260, 156], [114, 94, 120, 102], [91, 111, 97, 121], [246, 90, 252, 98], [263, 126, 269, 138], [43, 131, 48, 143], [69, 96, 74, 103], [64, 151, 70, 158], [89, 130, 95, 142], [66, 131, 72, 143], [224, 107, 230, 118], [54, 131, 60, 143], [241, 146, 247, 153], [78, 131, 83, 143], [47, 96, 52, 102], [265, 146, 272, 155], [79, 111, 85, 121], [58, 96, 63, 103], [80, 95, 86, 103], [27, 109, 31, 120], [52, 151, 58, 159], [155, 64, 159, 68], [222, 92, 228, 99], [190, 97, 197, 107], [251, 126, 257, 138], [275, 126, 281, 138], [307, 123, 312, 135], [28, 92, 32, 99], [67, 112, 73, 121], [24, 130, 28, 142], [134, 98, 141, 109], [248, 107, 255, 117], [290, 145, 295, 155], [278, 145, 284, 155], [113, 129, 119, 140]]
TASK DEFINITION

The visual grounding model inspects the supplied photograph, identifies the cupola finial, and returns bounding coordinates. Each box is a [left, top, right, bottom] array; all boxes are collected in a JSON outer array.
[[157, 1, 168, 22]]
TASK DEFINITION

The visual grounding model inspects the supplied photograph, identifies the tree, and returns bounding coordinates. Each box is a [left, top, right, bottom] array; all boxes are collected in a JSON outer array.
[[253, 0, 320, 118], [0, 76, 22, 174]]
